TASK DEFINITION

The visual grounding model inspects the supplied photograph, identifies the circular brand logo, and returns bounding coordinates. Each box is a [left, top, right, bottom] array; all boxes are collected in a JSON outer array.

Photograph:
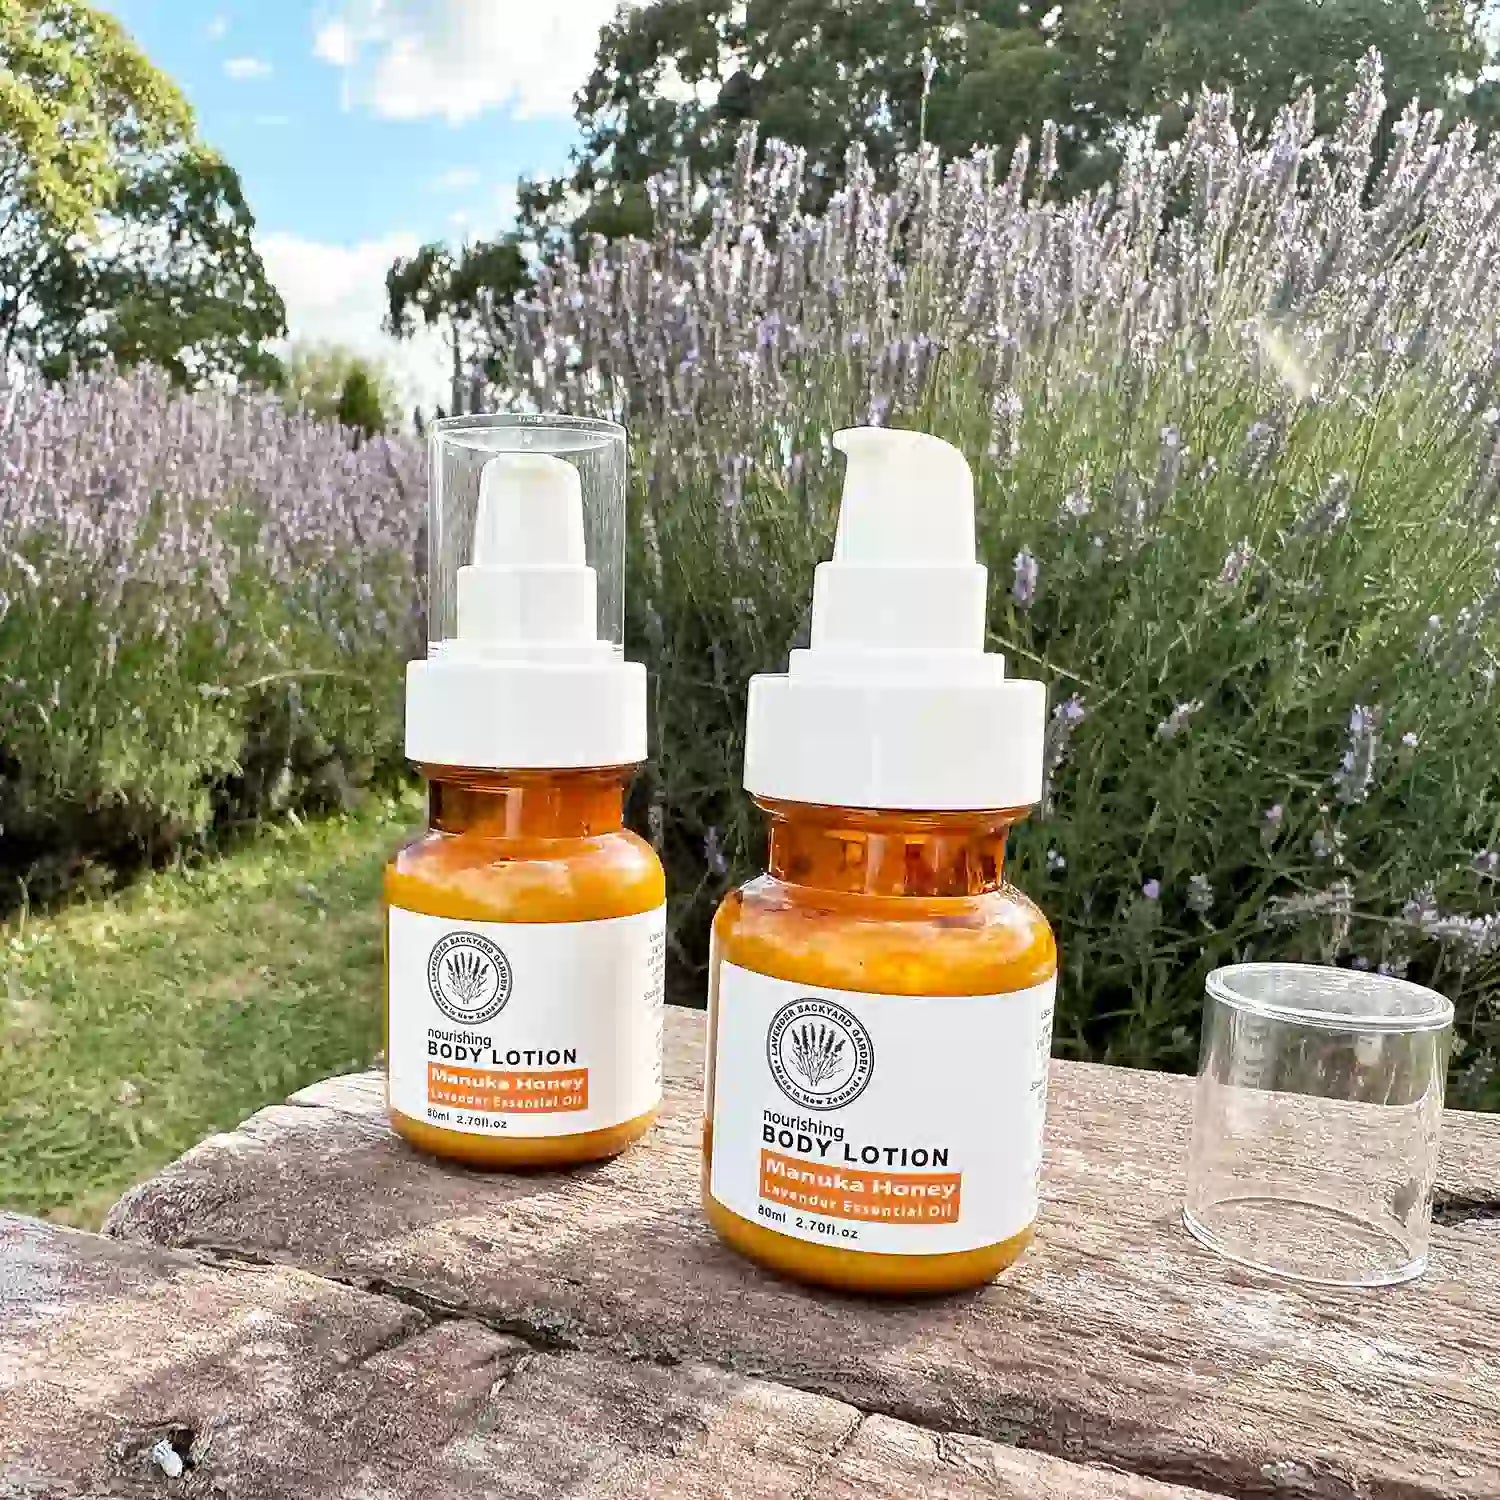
[[766, 998, 875, 1111], [427, 932, 512, 1025]]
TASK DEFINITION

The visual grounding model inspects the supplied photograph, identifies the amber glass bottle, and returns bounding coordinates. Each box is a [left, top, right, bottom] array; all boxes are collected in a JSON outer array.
[[386, 765, 665, 1169], [391, 416, 661, 1171], [703, 800, 1056, 1294], [701, 426, 1054, 1295]]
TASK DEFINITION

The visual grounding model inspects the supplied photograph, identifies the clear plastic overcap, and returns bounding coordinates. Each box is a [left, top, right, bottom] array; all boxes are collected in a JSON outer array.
[[427, 414, 625, 651], [406, 414, 643, 771]]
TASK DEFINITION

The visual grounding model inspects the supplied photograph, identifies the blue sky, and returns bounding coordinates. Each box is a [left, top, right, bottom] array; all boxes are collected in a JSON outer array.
[[98, 1, 626, 406]]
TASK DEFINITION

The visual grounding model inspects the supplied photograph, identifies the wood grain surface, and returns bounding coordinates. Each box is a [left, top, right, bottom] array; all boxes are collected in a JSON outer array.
[[0, 1212, 1214, 1498], [100, 1008, 1500, 1500]]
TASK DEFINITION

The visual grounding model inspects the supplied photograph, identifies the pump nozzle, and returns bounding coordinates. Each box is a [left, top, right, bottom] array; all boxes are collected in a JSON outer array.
[[456, 452, 599, 645], [810, 427, 987, 653], [832, 428, 975, 564], [473, 453, 587, 567]]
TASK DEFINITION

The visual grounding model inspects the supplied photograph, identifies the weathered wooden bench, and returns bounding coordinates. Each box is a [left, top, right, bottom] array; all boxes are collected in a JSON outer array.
[[2, 1006, 1497, 1497]]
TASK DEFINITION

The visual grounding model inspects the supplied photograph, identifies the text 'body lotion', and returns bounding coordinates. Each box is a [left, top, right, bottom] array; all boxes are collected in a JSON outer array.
[[702, 427, 1056, 1295], [386, 417, 665, 1168]]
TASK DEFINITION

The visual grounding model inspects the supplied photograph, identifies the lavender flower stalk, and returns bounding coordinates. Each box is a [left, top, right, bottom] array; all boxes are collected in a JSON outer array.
[[1333, 704, 1384, 805]]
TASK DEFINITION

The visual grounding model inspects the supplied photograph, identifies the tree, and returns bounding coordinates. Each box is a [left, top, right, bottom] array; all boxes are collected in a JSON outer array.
[[385, 237, 529, 415], [283, 342, 399, 433], [523, 0, 1488, 238], [0, 0, 284, 383], [335, 366, 387, 441]]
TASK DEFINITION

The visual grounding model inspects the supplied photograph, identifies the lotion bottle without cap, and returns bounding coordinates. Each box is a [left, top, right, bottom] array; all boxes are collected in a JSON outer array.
[[386, 416, 665, 1169], [702, 427, 1057, 1295]]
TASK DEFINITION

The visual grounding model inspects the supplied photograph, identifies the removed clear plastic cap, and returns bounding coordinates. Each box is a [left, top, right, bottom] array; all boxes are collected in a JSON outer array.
[[744, 426, 1046, 810]]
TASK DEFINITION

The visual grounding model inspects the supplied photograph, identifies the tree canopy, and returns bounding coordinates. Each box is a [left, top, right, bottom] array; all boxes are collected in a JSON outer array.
[[0, 0, 284, 384], [386, 0, 1496, 384], [282, 342, 400, 436], [385, 236, 529, 415], [519, 0, 1490, 238]]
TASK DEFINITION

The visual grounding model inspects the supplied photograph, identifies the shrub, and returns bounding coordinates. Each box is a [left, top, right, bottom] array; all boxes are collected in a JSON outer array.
[[506, 54, 1500, 1104], [0, 365, 423, 902]]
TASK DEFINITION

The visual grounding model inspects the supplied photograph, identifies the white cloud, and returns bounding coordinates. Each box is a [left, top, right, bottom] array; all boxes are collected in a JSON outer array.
[[313, 18, 356, 66], [311, 0, 638, 123], [225, 55, 273, 80], [434, 166, 481, 192], [205, 13, 230, 41], [259, 232, 450, 416]]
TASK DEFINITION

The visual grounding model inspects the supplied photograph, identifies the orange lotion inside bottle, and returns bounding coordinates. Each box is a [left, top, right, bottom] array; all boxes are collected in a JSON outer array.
[[703, 801, 1056, 1296], [386, 763, 664, 1168]]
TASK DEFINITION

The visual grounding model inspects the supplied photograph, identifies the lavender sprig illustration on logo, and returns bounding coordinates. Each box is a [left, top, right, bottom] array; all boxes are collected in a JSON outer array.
[[788, 1022, 846, 1088], [443, 948, 492, 1005]]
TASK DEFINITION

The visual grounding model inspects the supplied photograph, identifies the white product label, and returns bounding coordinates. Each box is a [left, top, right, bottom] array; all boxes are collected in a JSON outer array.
[[388, 905, 666, 1137], [709, 963, 1056, 1255]]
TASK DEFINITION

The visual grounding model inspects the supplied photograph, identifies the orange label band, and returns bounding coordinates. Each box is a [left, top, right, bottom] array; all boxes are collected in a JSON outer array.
[[758, 1148, 962, 1224], [427, 1063, 590, 1114]]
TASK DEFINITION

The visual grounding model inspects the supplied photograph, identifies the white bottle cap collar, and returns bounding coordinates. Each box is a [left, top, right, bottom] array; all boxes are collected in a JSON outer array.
[[743, 428, 1045, 809]]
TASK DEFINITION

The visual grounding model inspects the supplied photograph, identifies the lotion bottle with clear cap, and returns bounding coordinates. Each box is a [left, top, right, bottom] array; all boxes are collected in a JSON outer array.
[[702, 427, 1057, 1295], [386, 415, 666, 1169]]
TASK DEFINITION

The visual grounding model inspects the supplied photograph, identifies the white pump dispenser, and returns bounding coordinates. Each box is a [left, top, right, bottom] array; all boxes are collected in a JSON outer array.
[[405, 452, 646, 769], [743, 428, 1045, 809]]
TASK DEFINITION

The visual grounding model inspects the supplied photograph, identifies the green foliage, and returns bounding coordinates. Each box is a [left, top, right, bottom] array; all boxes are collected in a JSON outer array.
[[504, 69, 1500, 1106], [384, 236, 529, 415], [0, 366, 422, 908], [336, 367, 388, 441], [0, 793, 413, 1223], [0, 0, 190, 235], [623, 351, 1500, 1108], [0, 0, 285, 383], [283, 342, 399, 433], [525, 0, 1487, 235]]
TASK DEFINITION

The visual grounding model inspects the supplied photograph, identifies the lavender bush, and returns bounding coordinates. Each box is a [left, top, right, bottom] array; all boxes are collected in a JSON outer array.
[[505, 53, 1500, 1104], [0, 364, 422, 898]]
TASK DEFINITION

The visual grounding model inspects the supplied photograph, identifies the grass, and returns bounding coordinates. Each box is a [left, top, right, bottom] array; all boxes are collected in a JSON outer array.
[[0, 790, 422, 1227]]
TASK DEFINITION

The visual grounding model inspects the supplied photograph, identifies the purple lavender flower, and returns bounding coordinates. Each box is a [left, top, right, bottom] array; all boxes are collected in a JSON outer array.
[[1296, 471, 1352, 537], [1013, 547, 1039, 608], [1041, 692, 1086, 810], [989, 388, 1024, 460], [1155, 699, 1203, 741], [1218, 539, 1256, 588], [1142, 878, 1161, 901], [1240, 419, 1279, 478], [704, 826, 729, 877], [1400, 886, 1500, 959], [1060, 466, 1093, 520], [1332, 703, 1383, 804]]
